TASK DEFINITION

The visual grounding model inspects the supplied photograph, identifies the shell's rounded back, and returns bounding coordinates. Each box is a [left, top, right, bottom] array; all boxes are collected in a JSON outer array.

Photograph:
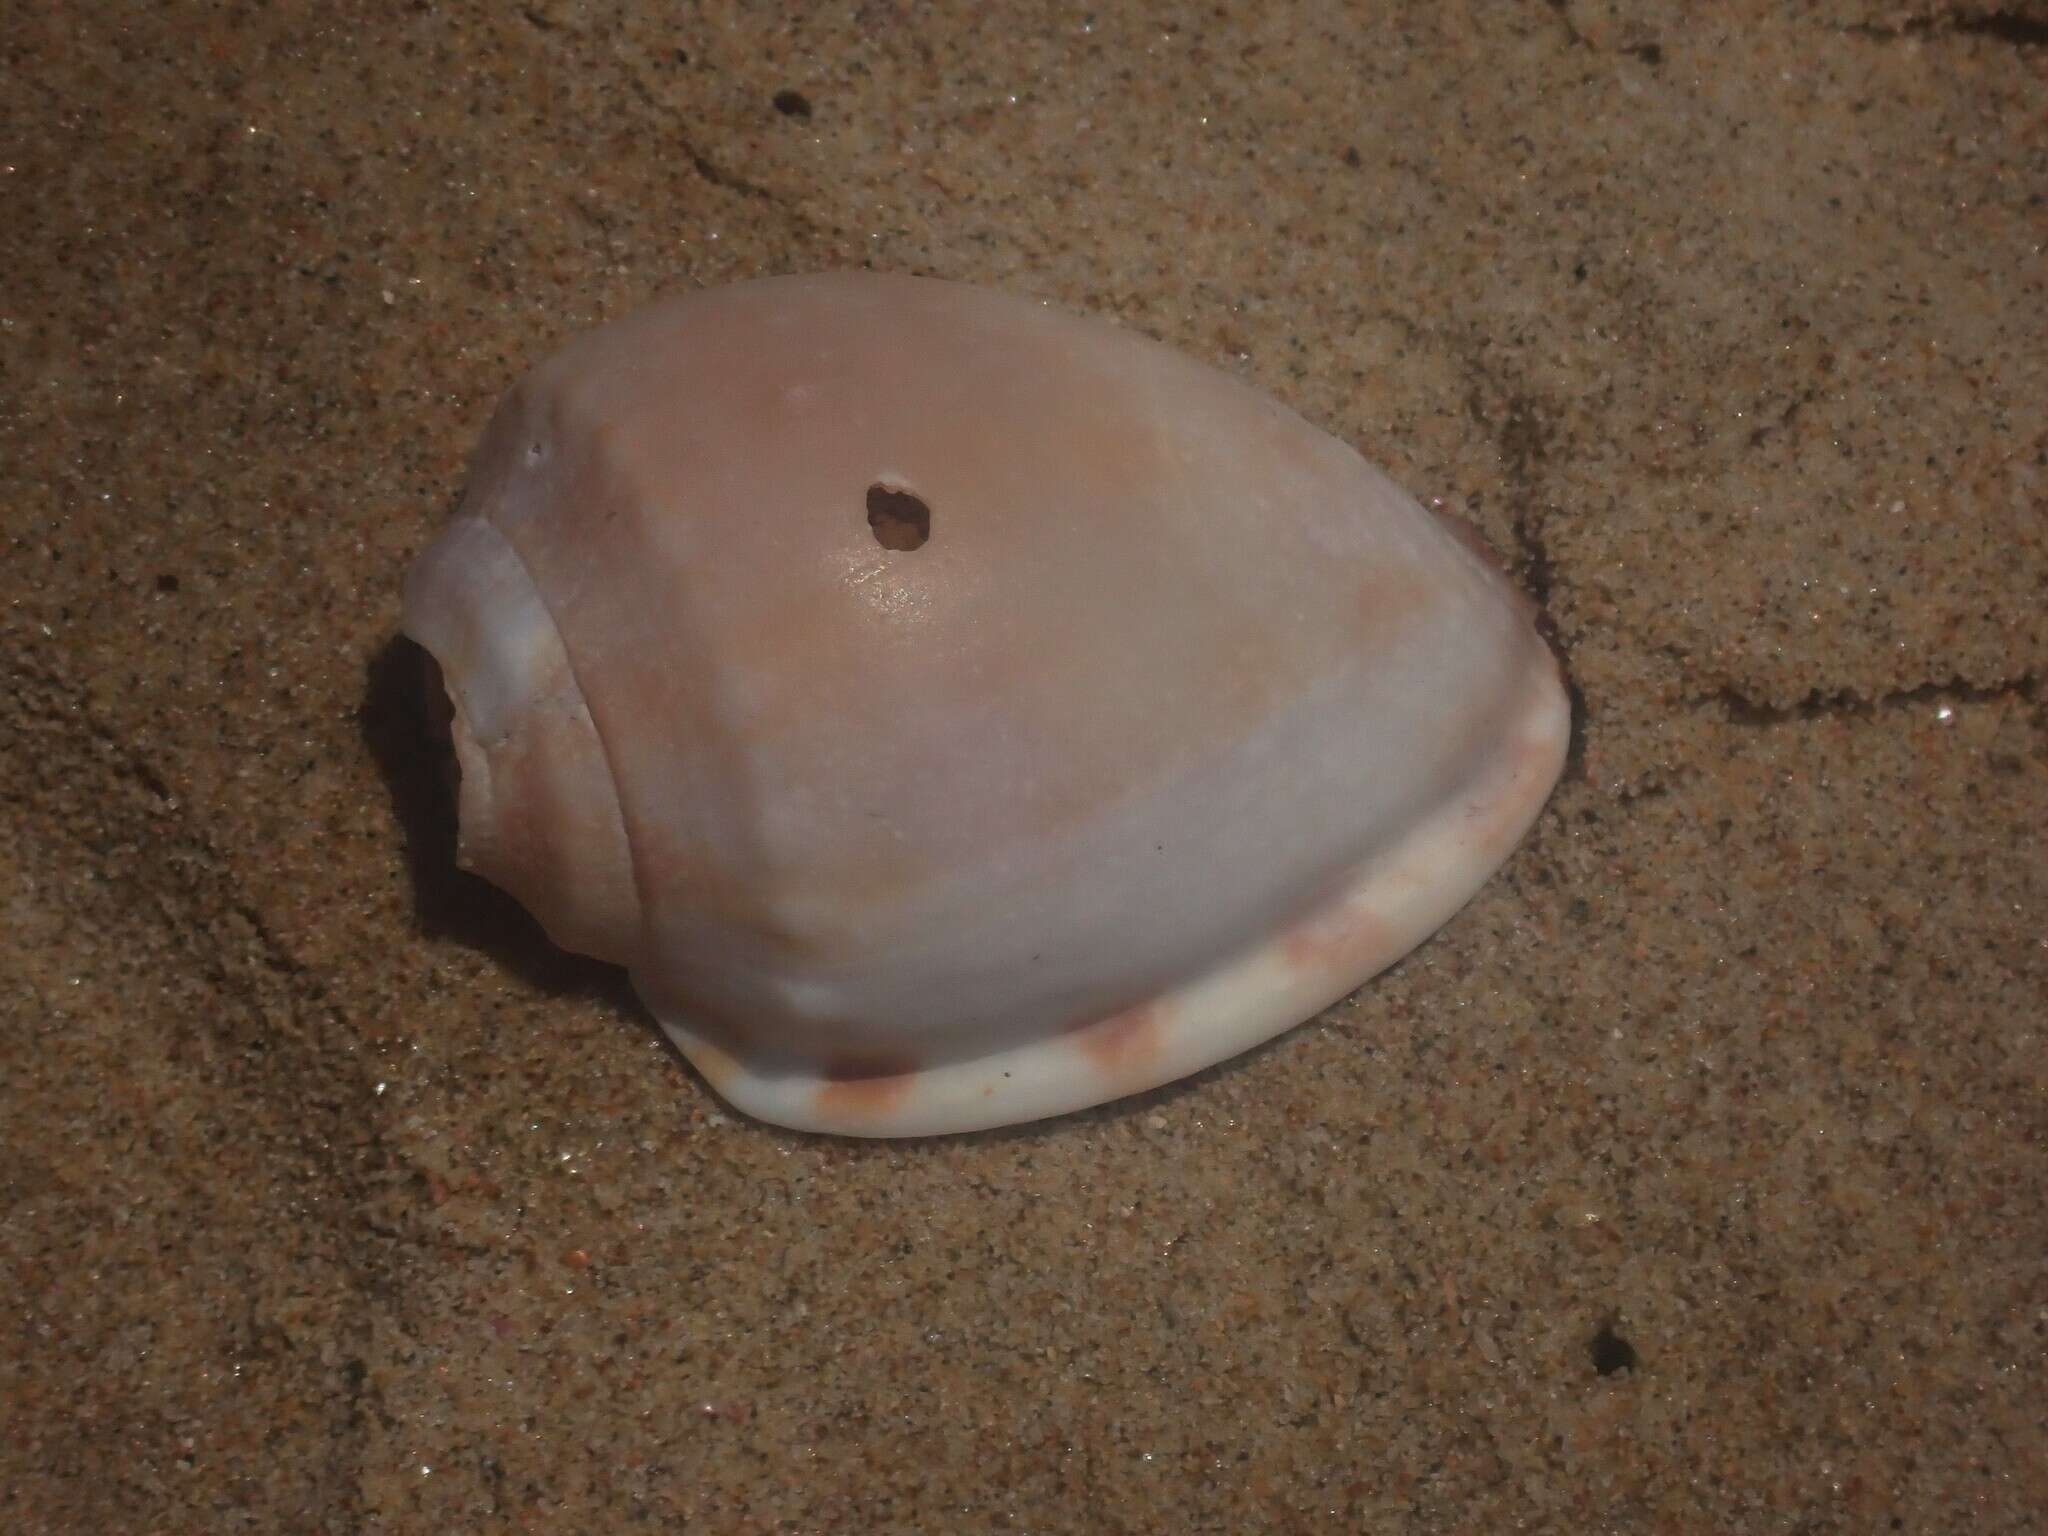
[[403, 273, 1568, 1135]]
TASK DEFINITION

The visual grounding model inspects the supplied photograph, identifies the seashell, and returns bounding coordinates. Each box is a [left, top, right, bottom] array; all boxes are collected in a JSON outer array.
[[401, 273, 1568, 1137]]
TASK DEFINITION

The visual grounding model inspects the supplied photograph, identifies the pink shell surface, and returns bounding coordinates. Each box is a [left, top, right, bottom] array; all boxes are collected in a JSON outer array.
[[402, 273, 1569, 1136]]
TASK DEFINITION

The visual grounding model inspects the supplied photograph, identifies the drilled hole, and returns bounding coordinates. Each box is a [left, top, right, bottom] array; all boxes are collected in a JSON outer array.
[[1589, 1323, 1638, 1377], [866, 485, 931, 551]]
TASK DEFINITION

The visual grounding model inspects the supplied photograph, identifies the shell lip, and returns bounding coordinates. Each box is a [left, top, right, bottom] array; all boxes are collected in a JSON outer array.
[[399, 647, 485, 877], [401, 516, 641, 966], [650, 644, 1573, 1138], [1424, 500, 1581, 781]]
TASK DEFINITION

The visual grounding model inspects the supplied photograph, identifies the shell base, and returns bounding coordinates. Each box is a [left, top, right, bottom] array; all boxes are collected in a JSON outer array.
[[649, 648, 1571, 1137]]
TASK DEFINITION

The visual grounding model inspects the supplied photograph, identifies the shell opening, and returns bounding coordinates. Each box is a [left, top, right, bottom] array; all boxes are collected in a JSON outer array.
[[865, 484, 931, 551], [400, 517, 640, 966]]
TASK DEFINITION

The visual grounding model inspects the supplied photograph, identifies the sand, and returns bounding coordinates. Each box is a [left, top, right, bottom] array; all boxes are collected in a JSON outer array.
[[3, 2, 2042, 1530]]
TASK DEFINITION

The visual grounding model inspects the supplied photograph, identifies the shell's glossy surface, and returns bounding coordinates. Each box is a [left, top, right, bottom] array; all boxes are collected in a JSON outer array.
[[402, 273, 1569, 1136]]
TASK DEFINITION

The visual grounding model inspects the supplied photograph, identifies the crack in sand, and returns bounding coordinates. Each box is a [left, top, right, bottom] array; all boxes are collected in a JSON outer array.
[[1696, 674, 2041, 726], [1843, 10, 2048, 49]]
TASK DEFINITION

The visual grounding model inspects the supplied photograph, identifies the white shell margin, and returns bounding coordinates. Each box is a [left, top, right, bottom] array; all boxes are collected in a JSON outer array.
[[650, 646, 1571, 1137]]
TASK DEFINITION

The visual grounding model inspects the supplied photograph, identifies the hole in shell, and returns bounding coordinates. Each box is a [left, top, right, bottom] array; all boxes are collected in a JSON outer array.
[[772, 89, 812, 119], [1589, 1323, 1638, 1377], [866, 484, 931, 552], [525, 440, 547, 467]]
